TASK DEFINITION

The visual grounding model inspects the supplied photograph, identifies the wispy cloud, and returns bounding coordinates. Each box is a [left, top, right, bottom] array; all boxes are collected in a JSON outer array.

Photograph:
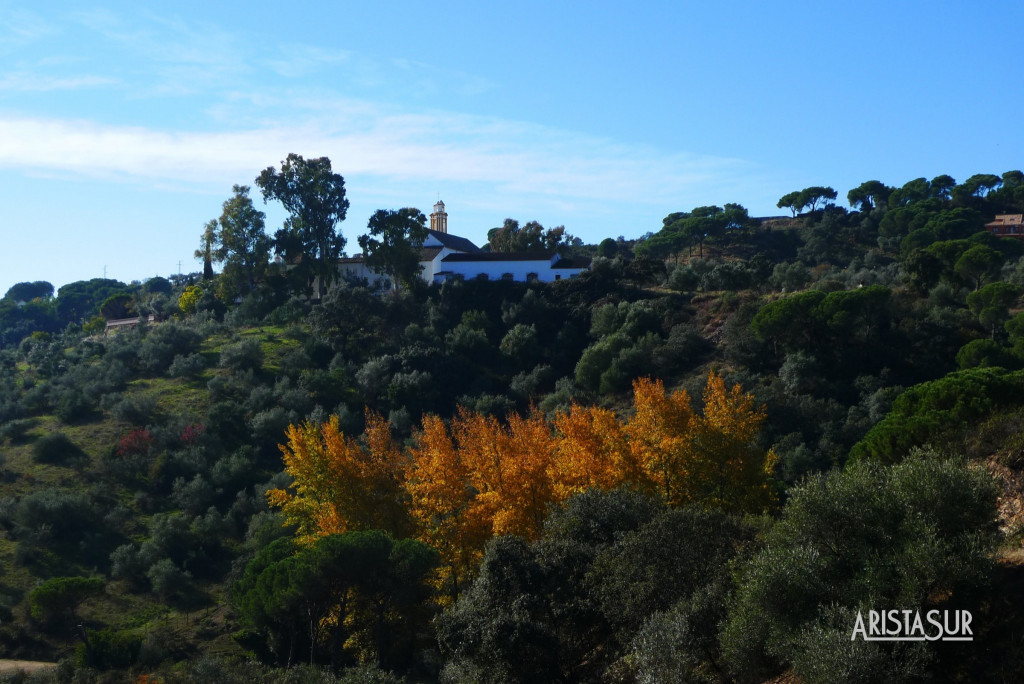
[[266, 45, 353, 78], [0, 107, 750, 210], [0, 71, 116, 91], [0, 8, 56, 48], [66, 8, 250, 96]]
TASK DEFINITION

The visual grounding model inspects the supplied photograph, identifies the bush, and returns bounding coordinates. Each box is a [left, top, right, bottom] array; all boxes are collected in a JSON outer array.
[[138, 322, 202, 374], [721, 455, 999, 683], [0, 418, 33, 443], [220, 338, 264, 373], [13, 488, 98, 543], [54, 388, 93, 423], [32, 432, 85, 465], [168, 352, 207, 378], [147, 558, 192, 600], [109, 393, 158, 424], [76, 628, 142, 670]]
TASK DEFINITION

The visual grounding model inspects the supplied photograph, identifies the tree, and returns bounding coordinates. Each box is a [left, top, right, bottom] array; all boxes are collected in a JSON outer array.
[[437, 490, 755, 682], [930, 174, 956, 200], [722, 455, 998, 683], [889, 177, 931, 207], [30, 576, 104, 626], [626, 375, 776, 513], [597, 237, 619, 258], [955, 173, 1002, 201], [358, 208, 429, 290], [847, 180, 893, 212], [799, 187, 837, 213], [215, 185, 272, 296], [955, 244, 1004, 290], [778, 188, 835, 216], [4, 281, 53, 302], [777, 191, 801, 217], [195, 219, 217, 280], [267, 412, 411, 545], [177, 285, 203, 317], [487, 219, 574, 252], [256, 154, 350, 297], [99, 293, 134, 320], [233, 531, 437, 670], [56, 279, 129, 324], [967, 282, 1020, 338]]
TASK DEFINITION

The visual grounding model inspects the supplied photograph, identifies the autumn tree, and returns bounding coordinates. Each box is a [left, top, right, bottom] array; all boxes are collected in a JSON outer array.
[[549, 404, 635, 500], [405, 413, 491, 596], [450, 407, 554, 540], [272, 374, 774, 597], [267, 412, 410, 545], [624, 375, 776, 513]]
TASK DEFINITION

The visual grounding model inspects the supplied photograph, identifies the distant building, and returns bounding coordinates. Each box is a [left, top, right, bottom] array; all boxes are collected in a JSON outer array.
[[985, 214, 1024, 240], [338, 201, 590, 287]]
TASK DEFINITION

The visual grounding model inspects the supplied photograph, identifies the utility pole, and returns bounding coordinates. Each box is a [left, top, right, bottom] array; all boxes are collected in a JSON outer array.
[[103, 265, 107, 279]]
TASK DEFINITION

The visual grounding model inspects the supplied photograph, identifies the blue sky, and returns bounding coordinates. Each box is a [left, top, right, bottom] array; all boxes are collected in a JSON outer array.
[[2, 1, 1023, 295]]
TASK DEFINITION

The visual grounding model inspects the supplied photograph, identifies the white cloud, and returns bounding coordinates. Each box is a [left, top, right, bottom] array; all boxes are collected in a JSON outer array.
[[0, 8, 56, 48], [0, 108, 750, 211], [266, 45, 353, 78], [0, 71, 116, 91]]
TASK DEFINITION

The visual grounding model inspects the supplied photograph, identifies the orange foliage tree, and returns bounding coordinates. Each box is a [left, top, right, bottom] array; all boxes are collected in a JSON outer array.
[[624, 373, 777, 512], [549, 404, 635, 500], [269, 371, 776, 589], [267, 411, 410, 545]]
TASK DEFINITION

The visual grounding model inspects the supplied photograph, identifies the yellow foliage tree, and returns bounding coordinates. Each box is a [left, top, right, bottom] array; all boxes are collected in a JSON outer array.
[[624, 377, 696, 504], [550, 404, 635, 500], [269, 371, 776, 594], [267, 411, 410, 545], [691, 371, 777, 513], [623, 373, 776, 512], [449, 407, 554, 540], [406, 413, 489, 595]]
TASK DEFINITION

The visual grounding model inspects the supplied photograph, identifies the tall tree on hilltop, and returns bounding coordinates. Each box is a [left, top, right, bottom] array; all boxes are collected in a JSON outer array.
[[215, 185, 272, 297], [256, 154, 349, 297], [358, 208, 429, 290], [195, 220, 217, 280], [847, 180, 893, 212]]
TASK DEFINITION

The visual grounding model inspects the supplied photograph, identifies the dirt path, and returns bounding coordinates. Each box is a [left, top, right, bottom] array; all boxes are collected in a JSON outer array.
[[0, 659, 57, 675]]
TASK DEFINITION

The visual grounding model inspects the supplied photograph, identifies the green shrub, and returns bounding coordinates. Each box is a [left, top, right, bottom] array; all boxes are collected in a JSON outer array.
[[850, 367, 1024, 464], [220, 338, 264, 373], [721, 455, 998, 683], [168, 352, 206, 378], [75, 628, 142, 670], [32, 432, 85, 465], [0, 418, 33, 443]]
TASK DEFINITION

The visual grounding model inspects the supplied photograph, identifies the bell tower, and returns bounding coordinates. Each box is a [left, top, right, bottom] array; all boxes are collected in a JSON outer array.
[[430, 200, 448, 234]]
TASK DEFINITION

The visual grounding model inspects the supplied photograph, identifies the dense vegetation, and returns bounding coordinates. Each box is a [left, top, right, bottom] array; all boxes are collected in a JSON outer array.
[[2, 163, 1024, 682]]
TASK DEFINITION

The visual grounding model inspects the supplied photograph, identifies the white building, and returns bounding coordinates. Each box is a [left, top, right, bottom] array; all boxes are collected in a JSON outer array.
[[338, 201, 590, 287]]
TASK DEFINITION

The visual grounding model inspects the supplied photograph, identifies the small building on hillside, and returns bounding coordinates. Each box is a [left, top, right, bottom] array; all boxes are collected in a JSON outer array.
[[985, 214, 1024, 239], [338, 201, 590, 287]]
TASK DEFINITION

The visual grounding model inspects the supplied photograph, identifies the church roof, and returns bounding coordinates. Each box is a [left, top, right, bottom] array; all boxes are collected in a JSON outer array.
[[552, 255, 592, 269], [425, 229, 481, 253], [442, 251, 555, 263], [418, 246, 444, 261]]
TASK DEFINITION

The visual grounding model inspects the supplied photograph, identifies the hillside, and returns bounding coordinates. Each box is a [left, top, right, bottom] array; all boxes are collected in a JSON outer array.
[[3, 173, 1024, 681]]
